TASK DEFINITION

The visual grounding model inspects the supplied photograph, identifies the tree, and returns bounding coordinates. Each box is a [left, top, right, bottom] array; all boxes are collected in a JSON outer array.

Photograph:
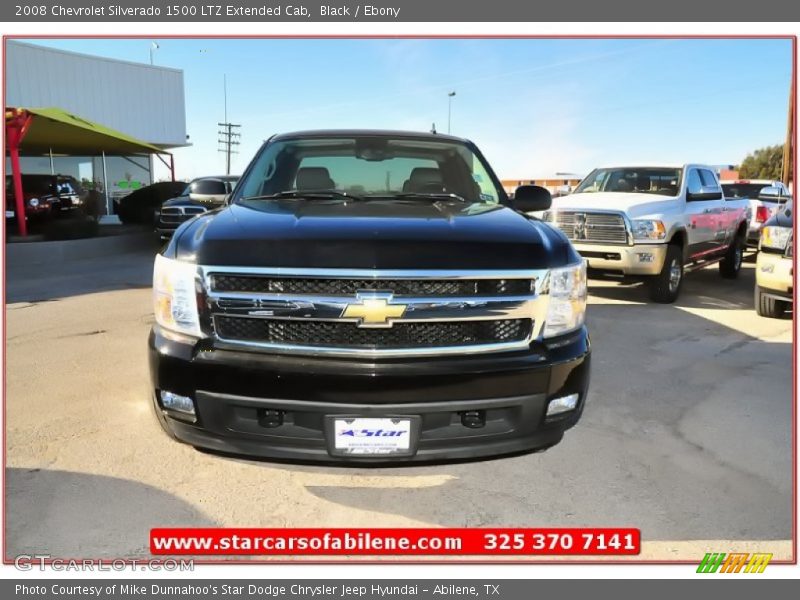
[[738, 144, 791, 181]]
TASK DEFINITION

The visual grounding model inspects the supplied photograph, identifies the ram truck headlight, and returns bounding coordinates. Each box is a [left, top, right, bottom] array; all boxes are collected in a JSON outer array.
[[28, 198, 39, 207], [153, 254, 203, 338], [632, 219, 666, 241], [541, 211, 554, 222], [760, 226, 792, 252], [543, 261, 587, 338]]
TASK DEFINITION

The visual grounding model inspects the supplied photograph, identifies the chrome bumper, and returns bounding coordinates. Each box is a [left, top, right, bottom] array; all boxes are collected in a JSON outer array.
[[573, 243, 667, 276]]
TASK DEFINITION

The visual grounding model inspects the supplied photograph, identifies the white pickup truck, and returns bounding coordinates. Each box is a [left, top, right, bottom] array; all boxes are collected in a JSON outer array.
[[542, 164, 751, 303], [720, 179, 791, 246]]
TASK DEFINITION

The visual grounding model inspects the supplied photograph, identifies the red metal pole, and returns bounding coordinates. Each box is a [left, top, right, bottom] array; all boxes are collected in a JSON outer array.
[[6, 109, 33, 236], [8, 145, 26, 236]]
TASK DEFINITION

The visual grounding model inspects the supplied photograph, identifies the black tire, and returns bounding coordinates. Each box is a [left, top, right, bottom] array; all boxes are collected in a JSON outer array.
[[719, 235, 744, 279], [648, 244, 684, 303], [754, 286, 790, 318]]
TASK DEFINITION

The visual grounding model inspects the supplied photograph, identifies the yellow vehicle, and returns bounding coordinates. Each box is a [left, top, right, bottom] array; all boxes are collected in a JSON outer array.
[[755, 200, 793, 318]]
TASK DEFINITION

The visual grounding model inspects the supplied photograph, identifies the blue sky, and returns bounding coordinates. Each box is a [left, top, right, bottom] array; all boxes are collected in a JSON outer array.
[[28, 38, 793, 181]]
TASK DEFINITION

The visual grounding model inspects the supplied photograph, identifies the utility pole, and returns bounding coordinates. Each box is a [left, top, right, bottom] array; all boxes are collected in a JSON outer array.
[[218, 75, 241, 175], [782, 66, 794, 187], [218, 122, 241, 175], [447, 91, 456, 134]]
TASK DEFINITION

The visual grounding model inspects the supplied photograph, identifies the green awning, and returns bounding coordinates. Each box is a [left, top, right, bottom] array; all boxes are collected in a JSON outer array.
[[10, 106, 168, 155]]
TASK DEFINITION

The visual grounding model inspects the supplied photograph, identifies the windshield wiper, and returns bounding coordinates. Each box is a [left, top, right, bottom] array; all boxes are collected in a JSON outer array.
[[383, 192, 469, 203], [240, 190, 365, 202]]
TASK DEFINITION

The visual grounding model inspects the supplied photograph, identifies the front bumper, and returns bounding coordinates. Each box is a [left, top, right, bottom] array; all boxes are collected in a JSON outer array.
[[573, 242, 667, 276], [148, 326, 591, 463], [756, 251, 793, 297]]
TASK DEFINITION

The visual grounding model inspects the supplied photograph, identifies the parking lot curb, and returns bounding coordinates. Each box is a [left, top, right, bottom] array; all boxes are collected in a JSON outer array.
[[5, 231, 157, 269]]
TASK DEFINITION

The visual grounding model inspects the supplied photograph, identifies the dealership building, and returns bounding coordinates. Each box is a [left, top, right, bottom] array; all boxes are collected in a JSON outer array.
[[5, 40, 187, 216]]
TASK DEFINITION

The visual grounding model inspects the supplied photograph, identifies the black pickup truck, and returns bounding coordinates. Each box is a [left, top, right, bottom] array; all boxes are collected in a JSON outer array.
[[149, 130, 590, 463]]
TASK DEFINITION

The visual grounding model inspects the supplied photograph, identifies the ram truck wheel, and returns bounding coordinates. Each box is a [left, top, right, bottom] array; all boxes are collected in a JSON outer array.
[[648, 244, 683, 303], [719, 236, 744, 279]]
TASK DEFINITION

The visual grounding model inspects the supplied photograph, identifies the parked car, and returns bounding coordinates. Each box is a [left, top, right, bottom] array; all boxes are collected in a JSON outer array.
[[755, 200, 793, 318], [115, 181, 187, 225], [5, 174, 61, 223], [542, 165, 751, 303], [721, 179, 790, 246], [155, 175, 239, 239], [149, 130, 590, 463]]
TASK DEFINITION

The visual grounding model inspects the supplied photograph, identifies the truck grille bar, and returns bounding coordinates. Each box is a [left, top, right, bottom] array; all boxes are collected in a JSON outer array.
[[199, 267, 550, 357], [554, 211, 630, 245]]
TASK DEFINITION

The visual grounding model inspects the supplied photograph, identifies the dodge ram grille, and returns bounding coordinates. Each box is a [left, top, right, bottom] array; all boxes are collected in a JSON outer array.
[[554, 211, 629, 245], [201, 268, 549, 357]]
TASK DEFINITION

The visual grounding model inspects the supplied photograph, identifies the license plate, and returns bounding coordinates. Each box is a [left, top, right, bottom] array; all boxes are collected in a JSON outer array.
[[329, 417, 416, 456]]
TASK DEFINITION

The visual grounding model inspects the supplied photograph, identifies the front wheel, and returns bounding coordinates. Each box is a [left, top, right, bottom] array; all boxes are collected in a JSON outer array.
[[648, 244, 683, 303], [754, 286, 790, 318], [719, 236, 744, 279]]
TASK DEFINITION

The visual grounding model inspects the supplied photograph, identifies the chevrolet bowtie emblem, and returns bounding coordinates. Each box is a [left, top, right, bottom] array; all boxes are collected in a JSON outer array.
[[342, 293, 407, 328]]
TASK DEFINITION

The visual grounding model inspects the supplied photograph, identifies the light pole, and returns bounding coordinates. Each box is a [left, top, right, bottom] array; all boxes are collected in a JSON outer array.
[[447, 91, 456, 134], [149, 41, 159, 65]]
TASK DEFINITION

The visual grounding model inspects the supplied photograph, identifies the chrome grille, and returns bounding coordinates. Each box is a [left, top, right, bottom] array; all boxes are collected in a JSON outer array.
[[214, 316, 531, 349], [201, 267, 549, 357], [159, 206, 206, 225], [555, 211, 629, 244], [210, 275, 534, 297]]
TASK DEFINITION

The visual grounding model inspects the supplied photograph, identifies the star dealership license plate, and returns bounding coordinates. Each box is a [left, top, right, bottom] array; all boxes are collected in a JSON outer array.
[[326, 417, 419, 457]]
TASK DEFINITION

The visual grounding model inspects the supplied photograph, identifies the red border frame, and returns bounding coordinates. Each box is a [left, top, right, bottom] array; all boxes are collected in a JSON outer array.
[[2, 33, 796, 567]]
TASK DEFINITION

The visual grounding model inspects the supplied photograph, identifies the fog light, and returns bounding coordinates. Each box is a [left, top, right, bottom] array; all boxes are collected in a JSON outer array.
[[258, 409, 284, 428], [159, 391, 195, 416], [546, 393, 579, 417], [637, 253, 654, 263], [460, 410, 486, 429]]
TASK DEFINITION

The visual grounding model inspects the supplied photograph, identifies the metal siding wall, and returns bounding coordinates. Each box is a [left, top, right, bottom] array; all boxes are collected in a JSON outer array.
[[6, 41, 186, 147]]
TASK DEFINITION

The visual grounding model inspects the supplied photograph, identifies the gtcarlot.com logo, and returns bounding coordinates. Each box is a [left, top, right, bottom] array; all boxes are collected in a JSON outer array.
[[13, 554, 193, 572], [696, 552, 772, 573]]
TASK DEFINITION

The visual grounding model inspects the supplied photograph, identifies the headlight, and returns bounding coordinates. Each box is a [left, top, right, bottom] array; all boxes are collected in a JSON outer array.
[[632, 219, 666, 241], [28, 198, 39, 207], [541, 211, 554, 222], [153, 254, 203, 337], [543, 261, 587, 338], [760, 226, 792, 251]]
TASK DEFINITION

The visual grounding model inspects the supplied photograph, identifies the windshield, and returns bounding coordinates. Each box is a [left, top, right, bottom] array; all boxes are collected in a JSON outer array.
[[722, 183, 781, 202], [574, 168, 682, 196], [233, 136, 503, 205]]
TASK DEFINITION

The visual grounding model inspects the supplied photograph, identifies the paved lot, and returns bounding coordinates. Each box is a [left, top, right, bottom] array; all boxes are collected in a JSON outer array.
[[4, 245, 793, 561]]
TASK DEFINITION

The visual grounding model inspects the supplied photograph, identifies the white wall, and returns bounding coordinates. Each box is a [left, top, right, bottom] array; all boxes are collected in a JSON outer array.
[[6, 41, 186, 148]]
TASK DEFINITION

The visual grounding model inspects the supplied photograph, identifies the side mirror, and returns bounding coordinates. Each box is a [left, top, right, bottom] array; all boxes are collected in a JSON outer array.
[[512, 185, 551, 212], [687, 186, 722, 201], [758, 186, 785, 201]]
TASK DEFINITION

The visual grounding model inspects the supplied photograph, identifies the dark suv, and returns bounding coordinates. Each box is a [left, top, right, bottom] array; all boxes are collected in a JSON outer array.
[[155, 175, 239, 239], [149, 130, 590, 463], [5, 174, 86, 222]]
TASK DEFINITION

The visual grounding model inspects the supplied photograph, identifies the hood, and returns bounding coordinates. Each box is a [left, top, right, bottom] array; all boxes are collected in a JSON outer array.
[[170, 199, 575, 270], [553, 192, 680, 219]]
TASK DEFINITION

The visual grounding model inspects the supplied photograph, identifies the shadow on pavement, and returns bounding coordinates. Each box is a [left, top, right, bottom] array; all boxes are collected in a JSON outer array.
[[5, 467, 217, 558]]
